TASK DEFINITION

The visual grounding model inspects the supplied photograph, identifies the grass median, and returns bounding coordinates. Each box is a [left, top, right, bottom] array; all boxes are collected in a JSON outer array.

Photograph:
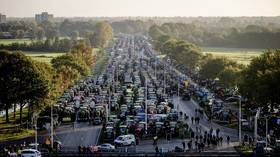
[[0, 108, 34, 142]]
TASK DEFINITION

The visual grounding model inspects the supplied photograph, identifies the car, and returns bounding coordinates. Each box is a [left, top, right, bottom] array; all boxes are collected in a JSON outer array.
[[114, 134, 136, 146], [38, 148, 49, 156], [21, 149, 41, 157], [94, 117, 102, 125], [97, 143, 115, 152]]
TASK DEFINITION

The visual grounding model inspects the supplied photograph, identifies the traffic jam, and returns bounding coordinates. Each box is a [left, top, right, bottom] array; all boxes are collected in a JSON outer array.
[[53, 34, 239, 153], [51, 34, 190, 152]]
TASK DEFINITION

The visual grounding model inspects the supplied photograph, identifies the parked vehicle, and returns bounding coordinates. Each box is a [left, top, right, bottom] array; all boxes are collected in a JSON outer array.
[[21, 149, 41, 157], [114, 134, 136, 146], [97, 143, 115, 152]]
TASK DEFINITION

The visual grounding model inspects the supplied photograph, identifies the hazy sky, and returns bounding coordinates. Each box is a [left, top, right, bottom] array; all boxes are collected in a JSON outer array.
[[0, 0, 280, 17]]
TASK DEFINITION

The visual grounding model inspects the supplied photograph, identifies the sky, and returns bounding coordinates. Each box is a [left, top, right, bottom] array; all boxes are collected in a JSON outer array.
[[0, 0, 280, 17]]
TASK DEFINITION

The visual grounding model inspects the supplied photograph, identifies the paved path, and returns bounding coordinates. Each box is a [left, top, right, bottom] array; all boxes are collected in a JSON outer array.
[[55, 123, 102, 149]]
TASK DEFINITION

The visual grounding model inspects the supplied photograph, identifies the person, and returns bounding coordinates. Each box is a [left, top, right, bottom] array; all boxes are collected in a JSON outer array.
[[153, 136, 158, 145], [93, 145, 98, 155], [249, 136, 253, 146], [72, 121, 75, 130], [220, 136, 223, 146], [197, 117, 200, 124], [198, 143, 201, 152], [182, 141, 186, 151], [227, 136, 230, 145], [216, 128, 220, 137], [210, 128, 213, 135], [187, 141, 192, 151], [78, 145, 82, 154], [207, 138, 210, 147], [82, 146, 87, 154], [155, 146, 159, 155], [191, 117, 194, 124]]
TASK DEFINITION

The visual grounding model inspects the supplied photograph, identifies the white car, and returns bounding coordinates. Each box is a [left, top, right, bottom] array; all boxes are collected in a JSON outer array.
[[114, 134, 136, 146], [97, 143, 115, 152], [21, 149, 41, 157]]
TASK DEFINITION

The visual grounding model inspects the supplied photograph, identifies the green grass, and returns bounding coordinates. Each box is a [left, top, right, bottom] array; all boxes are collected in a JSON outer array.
[[0, 38, 34, 45], [0, 108, 35, 142], [235, 145, 254, 153], [202, 47, 264, 65], [22, 51, 66, 63], [0, 129, 34, 142]]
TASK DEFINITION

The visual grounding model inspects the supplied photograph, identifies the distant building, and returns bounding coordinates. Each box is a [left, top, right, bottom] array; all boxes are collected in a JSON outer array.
[[35, 12, 54, 23], [0, 13, 7, 23]]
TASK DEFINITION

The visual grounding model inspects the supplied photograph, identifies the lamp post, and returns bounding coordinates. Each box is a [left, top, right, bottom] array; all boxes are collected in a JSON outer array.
[[238, 96, 242, 145], [145, 79, 148, 133], [266, 116, 268, 148], [225, 95, 242, 145], [51, 105, 53, 149]]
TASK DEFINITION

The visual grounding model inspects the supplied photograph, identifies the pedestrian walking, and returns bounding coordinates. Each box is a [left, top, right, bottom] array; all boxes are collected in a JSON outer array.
[[207, 138, 210, 147], [191, 117, 194, 124], [216, 128, 220, 137], [227, 136, 230, 145], [82, 146, 86, 154], [210, 127, 213, 135], [220, 136, 223, 146], [197, 117, 200, 124], [153, 136, 158, 145], [72, 122, 75, 130], [155, 146, 159, 155], [78, 145, 82, 154], [182, 141, 186, 151]]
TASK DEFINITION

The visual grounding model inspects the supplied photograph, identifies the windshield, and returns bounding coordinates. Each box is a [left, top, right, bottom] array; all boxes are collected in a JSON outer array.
[[22, 151, 35, 154], [116, 136, 123, 140]]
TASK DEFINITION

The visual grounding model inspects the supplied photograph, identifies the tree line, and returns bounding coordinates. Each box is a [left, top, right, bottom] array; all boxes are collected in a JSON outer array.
[[0, 42, 95, 124], [149, 22, 280, 49], [150, 30, 280, 112], [0, 21, 113, 50]]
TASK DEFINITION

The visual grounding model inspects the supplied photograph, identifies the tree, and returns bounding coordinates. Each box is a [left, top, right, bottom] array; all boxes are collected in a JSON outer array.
[[0, 51, 50, 124], [239, 49, 280, 111], [91, 21, 113, 48], [199, 57, 228, 79], [71, 31, 79, 41], [161, 38, 201, 69], [148, 25, 165, 40], [16, 30, 25, 38], [218, 66, 242, 88], [36, 27, 45, 40], [70, 42, 94, 67]]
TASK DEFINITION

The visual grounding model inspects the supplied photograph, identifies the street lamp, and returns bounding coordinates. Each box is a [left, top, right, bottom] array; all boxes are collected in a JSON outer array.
[[225, 95, 242, 145], [32, 113, 38, 150], [145, 79, 148, 133]]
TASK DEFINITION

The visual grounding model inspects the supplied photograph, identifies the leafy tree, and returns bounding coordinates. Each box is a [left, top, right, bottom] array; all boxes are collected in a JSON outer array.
[[161, 38, 202, 69], [239, 49, 280, 111], [199, 57, 228, 79], [36, 27, 45, 40], [90, 21, 113, 48], [148, 25, 165, 40], [71, 31, 79, 41], [70, 42, 94, 67], [0, 51, 50, 124]]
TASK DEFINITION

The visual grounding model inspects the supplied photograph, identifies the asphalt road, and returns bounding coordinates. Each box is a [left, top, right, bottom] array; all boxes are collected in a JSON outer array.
[[0, 122, 101, 151], [173, 96, 239, 142], [55, 122, 101, 150]]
